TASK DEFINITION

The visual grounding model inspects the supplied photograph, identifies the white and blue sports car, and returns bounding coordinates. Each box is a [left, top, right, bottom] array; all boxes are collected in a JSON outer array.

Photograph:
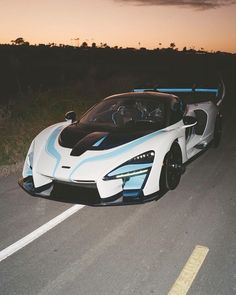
[[19, 84, 224, 205]]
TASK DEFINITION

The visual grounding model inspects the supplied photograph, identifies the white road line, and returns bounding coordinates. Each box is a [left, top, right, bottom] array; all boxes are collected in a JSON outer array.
[[167, 245, 209, 295], [0, 204, 84, 263]]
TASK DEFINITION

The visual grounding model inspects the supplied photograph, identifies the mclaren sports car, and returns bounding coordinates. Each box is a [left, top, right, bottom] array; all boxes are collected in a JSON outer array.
[[19, 85, 224, 205]]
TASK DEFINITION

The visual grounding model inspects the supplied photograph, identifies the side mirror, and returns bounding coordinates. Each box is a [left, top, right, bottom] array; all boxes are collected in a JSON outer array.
[[65, 111, 76, 123], [182, 116, 197, 128]]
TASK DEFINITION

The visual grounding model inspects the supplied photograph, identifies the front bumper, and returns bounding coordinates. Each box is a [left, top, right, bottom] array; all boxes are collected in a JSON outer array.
[[18, 176, 160, 206]]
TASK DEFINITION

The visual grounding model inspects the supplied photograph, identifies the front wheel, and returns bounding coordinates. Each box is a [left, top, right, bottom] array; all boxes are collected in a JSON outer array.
[[160, 143, 183, 191]]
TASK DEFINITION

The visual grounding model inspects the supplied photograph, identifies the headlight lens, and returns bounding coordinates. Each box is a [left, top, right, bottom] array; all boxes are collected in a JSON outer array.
[[128, 151, 155, 164], [104, 150, 155, 181]]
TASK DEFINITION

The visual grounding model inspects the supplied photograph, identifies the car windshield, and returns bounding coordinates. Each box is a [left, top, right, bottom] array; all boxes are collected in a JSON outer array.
[[80, 97, 166, 129]]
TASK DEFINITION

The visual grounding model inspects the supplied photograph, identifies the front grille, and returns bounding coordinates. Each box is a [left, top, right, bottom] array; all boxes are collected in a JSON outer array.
[[51, 181, 101, 205]]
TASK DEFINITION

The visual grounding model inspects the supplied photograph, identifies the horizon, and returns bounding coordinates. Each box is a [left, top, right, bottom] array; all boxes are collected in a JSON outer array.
[[0, 0, 236, 53], [0, 41, 234, 54]]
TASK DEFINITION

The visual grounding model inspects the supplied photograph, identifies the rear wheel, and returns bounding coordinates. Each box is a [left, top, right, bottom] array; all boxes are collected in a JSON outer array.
[[160, 143, 183, 191]]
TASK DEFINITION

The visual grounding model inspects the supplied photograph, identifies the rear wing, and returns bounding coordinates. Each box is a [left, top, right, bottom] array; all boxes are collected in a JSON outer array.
[[133, 80, 225, 107]]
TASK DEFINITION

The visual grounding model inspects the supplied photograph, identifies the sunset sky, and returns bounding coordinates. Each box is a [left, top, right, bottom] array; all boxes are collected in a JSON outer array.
[[0, 0, 236, 52]]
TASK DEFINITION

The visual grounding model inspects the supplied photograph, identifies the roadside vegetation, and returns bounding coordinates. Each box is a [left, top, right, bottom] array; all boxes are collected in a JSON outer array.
[[0, 86, 90, 165], [0, 43, 235, 166]]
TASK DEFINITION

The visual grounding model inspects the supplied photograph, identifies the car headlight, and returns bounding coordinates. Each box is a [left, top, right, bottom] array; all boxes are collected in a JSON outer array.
[[103, 151, 155, 180]]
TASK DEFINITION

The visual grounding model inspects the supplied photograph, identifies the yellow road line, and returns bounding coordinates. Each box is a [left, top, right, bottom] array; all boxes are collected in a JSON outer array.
[[167, 245, 209, 295]]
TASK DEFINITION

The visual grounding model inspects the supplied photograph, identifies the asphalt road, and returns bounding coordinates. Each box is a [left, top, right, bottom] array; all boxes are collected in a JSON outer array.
[[0, 86, 236, 295]]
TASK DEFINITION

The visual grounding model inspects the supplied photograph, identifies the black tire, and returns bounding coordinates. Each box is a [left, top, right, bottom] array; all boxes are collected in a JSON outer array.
[[212, 114, 222, 148], [160, 143, 183, 191]]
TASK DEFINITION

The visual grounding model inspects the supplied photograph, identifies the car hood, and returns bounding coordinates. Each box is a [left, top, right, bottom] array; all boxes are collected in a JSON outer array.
[[59, 123, 155, 156]]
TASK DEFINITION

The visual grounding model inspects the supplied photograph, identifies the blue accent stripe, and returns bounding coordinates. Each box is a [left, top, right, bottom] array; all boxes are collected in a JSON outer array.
[[124, 174, 146, 190], [45, 127, 63, 177], [158, 88, 218, 93], [123, 190, 140, 198], [69, 130, 162, 180], [92, 136, 107, 147], [134, 88, 218, 95]]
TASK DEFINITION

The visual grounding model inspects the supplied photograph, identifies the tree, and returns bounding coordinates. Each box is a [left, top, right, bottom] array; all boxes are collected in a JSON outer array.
[[100, 42, 110, 48], [81, 41, 88, 48], [170, 42, 176, 49], [11, 37, 29, 45], [48, 42, 56, 47]]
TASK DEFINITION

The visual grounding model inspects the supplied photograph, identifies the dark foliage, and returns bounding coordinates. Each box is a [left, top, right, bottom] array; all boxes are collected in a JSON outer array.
[[0, 44, 235, 103]]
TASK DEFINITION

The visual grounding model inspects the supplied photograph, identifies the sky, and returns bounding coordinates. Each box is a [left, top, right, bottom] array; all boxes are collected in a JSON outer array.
[[0, 0, 236, 52]]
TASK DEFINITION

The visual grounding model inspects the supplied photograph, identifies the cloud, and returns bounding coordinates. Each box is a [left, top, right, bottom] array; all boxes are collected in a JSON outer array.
[[114, 0, 236, 10]]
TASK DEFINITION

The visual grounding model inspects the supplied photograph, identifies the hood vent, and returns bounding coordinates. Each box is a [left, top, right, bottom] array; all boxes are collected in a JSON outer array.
[[70, 132, 108, 156]]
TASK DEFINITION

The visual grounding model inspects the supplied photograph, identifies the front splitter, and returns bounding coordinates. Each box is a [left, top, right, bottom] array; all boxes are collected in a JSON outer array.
[[18, 176, 161, 206]]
